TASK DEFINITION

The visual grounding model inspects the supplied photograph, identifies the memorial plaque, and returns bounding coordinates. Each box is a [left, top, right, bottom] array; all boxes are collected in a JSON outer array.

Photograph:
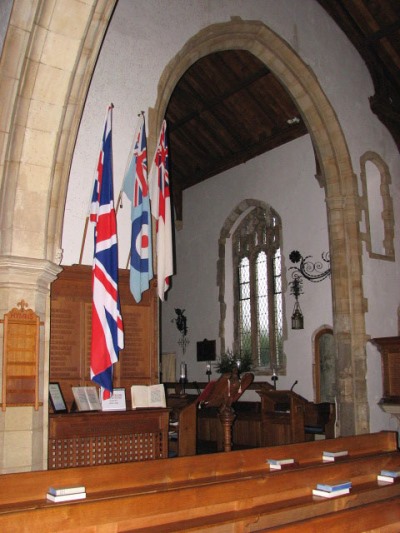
[[50, 265, 158, 407], [1, 301, 40, 410]]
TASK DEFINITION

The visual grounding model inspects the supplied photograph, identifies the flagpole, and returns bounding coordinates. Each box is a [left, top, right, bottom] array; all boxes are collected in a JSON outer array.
[[79, 216, 89, 264], [115, 190, 122, 215], [126, 250, 131, 270]]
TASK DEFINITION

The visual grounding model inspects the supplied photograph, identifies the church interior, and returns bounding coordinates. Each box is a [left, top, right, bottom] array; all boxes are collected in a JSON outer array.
[[1, 0, 400, 530]]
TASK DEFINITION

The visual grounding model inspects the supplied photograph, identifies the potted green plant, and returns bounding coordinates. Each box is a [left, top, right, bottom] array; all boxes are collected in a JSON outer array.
[[215, 350, 252, 373]]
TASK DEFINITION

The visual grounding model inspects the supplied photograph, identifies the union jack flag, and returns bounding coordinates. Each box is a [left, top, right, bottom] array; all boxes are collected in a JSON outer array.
[[149, 119, 173, 300], [90, 105, 124, 399], [122, 114, 153, 302]]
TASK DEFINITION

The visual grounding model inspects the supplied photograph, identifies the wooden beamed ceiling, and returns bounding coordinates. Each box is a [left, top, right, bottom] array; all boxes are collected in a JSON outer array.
[[166, 2, 400, 221], [166, 50, 307, 221]]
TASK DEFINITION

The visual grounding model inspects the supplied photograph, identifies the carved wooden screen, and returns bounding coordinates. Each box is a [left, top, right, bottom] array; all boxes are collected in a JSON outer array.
[[1, 300, 40, 410]]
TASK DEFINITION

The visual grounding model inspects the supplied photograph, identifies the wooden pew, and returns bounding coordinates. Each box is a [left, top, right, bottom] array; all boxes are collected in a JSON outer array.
[[0, 431, 396, 507], [0, 431, 398, 532], [1, 447, 400, 531], [267, 497, 400, 532], [304, 401, 336, 440]]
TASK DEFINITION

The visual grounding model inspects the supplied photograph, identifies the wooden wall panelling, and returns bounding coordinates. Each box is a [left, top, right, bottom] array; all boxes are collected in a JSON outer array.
[[371, 336, 400, 399], [50, 265, 158, 407]]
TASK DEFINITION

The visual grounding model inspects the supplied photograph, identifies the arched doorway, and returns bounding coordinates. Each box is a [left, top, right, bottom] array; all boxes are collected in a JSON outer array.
[[313, 327, 336, 404]]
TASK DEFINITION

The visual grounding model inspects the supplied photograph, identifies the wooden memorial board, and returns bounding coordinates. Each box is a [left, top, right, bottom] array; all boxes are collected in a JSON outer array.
[[50, 265, 158, 407], [1, 300, 41, 410]]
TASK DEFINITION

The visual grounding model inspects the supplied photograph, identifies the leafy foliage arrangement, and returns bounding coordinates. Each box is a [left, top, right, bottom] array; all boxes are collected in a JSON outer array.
[[215, 350, 253, 373]]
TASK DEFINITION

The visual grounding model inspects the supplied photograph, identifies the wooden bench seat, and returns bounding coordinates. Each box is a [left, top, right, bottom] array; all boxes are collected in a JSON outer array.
[[1, 451, 400, 531], [0, 431, 396, 507], [267, 496, 400, 532], [0, 432, 398, 531]]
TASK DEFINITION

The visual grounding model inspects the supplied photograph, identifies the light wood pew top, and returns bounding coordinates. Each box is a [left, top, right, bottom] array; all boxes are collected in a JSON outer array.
[[0, 452, 400, 532], [265, 496, 400, 532], [0, 431, 397, 508]]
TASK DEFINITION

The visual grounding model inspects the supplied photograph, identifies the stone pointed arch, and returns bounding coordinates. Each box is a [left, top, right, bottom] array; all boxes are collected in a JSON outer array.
[[0, 0, 117, 472], [0, 0, 117, 264], [150, 19, 368, 436]]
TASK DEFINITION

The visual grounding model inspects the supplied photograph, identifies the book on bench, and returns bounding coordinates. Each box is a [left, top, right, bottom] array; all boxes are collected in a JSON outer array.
[[377, 469, 400, 483], [316, 481, 352, 492], [46, 491, 87, 503], [322, 450, 348, 462], [48, 485, 86, 497], [267, 458, 297, 470], [312, 487, 350, 498], [47, 485, 86, 502]]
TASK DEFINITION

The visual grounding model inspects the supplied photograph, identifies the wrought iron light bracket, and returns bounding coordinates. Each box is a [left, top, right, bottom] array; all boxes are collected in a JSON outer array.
[[288, 250, 330, 330], [289, 250, 331, 283]]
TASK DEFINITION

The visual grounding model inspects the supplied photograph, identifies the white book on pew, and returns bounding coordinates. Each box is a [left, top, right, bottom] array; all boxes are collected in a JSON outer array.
[[312, 487, 350, 498], [267, 458, 297, 470], [322, 450, 348, 462], [377, 469, 400, 483], [48, 485, 86, 497], [46, 491, 87, 503]]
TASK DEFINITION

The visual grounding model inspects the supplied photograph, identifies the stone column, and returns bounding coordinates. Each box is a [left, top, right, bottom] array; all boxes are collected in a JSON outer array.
[[0, 256, 61, 473]]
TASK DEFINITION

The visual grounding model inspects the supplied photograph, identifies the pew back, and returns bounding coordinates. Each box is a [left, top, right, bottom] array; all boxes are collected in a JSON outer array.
[[0, 431, 396, 507], [1, 447, 400, 532]]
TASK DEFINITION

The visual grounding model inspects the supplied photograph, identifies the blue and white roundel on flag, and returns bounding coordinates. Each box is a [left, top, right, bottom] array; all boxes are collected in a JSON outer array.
[[131, 211, 150, 272]]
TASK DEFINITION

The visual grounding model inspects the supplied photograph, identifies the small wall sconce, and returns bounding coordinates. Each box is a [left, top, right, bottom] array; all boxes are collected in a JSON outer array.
[[290, 277, 304, 330]]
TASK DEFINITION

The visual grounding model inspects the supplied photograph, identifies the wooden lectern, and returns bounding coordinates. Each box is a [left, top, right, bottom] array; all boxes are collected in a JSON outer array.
[[198, 369, 254, 451]]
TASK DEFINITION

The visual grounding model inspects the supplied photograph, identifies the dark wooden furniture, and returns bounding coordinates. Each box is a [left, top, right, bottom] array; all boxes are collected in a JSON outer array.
[[371, 336, 400, 414], [50, 265, 158, 409], [257, 387, 336, 446], [257, 387, 308, 445], [48, 409, 170, 469], [304, 401, 336, 439], [198, 401, 263, 451], [197, 383, 335, 450], [0, 432, 399, 531], [167, 394, 198, 456], [196, 370, 254, 452]]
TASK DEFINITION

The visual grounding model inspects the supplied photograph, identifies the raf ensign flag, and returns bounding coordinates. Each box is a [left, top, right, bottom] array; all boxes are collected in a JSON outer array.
[[122, 114, 153, 302], [90, 105, 124, 399], [149, 119, 173, 300]]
